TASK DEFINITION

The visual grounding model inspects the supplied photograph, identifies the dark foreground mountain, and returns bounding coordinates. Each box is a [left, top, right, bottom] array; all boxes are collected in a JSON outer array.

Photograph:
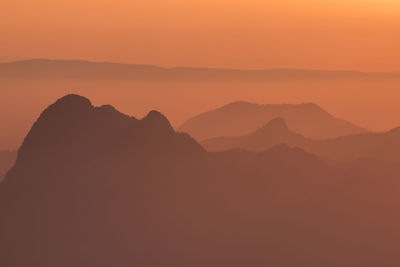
[[0, 150, 17, 180], [1, 95, 400, 267], [179, 101, 367, 140], [202, 118, 400, 163]]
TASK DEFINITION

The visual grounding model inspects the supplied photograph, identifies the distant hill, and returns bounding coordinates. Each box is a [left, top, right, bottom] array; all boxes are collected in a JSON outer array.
[[179, 101, 367, 140], [0, 150, 17, 180], [202, 117, 313, 151], [202, 118, 400, 163], [2, 95, 400, 266], [0, 59, 398, 81]]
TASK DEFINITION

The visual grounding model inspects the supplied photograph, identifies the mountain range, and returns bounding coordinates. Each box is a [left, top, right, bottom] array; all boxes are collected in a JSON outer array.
[[1, 59, 399, 81], [1, 95, 400, 266], [202, 117, 400, 163], [1, 59, 400, 150], [179, 101, 367, 140]]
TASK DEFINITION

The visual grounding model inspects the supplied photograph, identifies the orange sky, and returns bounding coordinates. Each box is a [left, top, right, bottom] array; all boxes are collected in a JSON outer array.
[[1, 0, 400, 71]]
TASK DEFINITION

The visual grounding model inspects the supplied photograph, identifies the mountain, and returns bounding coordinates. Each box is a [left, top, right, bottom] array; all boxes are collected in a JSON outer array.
[[1, 59, 398, 81], [0, 150, 17, 180], [1, 59, 399, 150], [202, 118, 400, 163], [1, 95, 400, 267], [179, 101, 367, 140], [202, 117, 313, 151]]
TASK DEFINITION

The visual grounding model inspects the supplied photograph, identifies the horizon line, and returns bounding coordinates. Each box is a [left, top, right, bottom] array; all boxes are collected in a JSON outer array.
[[2, 58, 399, 75]]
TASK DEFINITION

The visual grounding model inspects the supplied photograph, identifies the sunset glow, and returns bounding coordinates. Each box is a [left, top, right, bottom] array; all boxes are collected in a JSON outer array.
[[1, 0, 399, 71]]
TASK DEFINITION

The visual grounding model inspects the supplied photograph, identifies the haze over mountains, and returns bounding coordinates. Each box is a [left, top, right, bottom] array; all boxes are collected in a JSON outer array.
[[180, 101, 367, 140], [2, 59, 400, 150], [3, 0, 400, 265], [203, 118, 400, 163], [1, 95, 400, 266]]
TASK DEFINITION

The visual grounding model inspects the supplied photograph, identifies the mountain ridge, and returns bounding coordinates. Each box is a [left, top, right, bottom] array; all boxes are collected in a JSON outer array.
[[179, 101, 367, 140], [2, 95, 400, 266], [202, 117, 400, 163], [1, 59, 399, 81]]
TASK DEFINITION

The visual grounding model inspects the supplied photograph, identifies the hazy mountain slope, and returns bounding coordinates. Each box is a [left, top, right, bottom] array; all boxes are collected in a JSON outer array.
[[0, 150, 17, 180], [1, 95, 400, 267], [313, 127, 400, 162], [202, 118, 400, 163], [179, 101, 367, 140]]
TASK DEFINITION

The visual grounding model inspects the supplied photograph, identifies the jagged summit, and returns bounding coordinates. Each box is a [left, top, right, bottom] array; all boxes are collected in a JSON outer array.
[[12, 95, 202, 170]]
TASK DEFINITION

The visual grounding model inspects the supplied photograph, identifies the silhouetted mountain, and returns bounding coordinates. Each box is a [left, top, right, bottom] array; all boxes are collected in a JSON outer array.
[[179, 101, 367, 140], [14, 94, 204, 166], [1, 95, 400, 267], [1, 59, 399, 81], [203, 118, 400, 163], [0, 150, 17, 180]]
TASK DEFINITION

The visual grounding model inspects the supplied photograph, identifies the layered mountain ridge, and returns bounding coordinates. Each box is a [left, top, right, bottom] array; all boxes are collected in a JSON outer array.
[[1, 59, 399, 81], [202, 117, 400, 163], [1, 95, 400, 267], [179, 101, 367, 140]]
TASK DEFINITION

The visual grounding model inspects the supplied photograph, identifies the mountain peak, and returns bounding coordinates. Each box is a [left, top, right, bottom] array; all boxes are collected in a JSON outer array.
[[36, 94, 93, 121], [264, 117, 288, 129], [52, 94, 92, 109], [142, 110, 173, 133], [254, 117, 289, 134], [31, 94, 93, 131]]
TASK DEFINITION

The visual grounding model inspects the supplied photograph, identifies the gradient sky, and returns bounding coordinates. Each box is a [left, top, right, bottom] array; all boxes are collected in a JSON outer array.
[[1, 0, 400, 71]]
